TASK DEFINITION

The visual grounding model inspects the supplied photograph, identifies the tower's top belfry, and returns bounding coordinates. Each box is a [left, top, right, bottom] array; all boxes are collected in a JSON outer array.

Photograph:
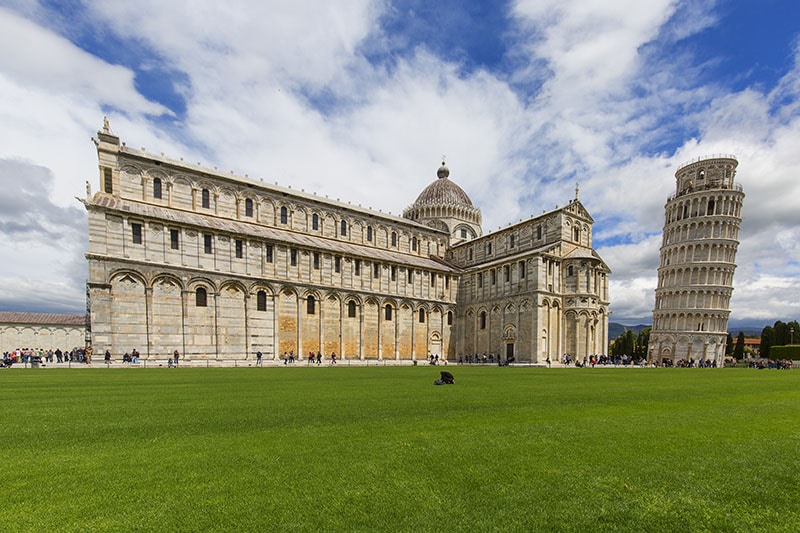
[[673, 155, 738, 197]]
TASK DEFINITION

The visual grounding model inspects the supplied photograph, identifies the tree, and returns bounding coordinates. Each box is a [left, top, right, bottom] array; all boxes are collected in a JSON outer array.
[[788, 320, 800, 345], [611, 329, 636, 357], [760, 326, 774, 358], [733, 331, 745, 360], [774, 321, 787, 346], [637, 327, 651, 358], [726, 332, 734, 356]]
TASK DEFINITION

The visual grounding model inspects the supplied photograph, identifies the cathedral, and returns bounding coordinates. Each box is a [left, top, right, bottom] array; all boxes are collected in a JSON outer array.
[[83, 119, 609, 364]]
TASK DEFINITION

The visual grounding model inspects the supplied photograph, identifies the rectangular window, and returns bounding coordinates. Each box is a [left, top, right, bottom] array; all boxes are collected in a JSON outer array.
[[265, 244, 273, 263], [290, 249, 297, 266], [461, 228, 467, 238], [103, 168, 113, 194], [445, 276, 449, 289], [431, 272, 436, 287], [313, 252, 320, 270], [204, 234, 213, 254], [340, 220, 347, 236], [131, 223, 142, 244], [487, 242, 492, 255], [391, 265, 397, 281], [491, 270, 496, 285], [335, 256, 341, 273], [354, 259, 360, 276], [235, 239, 243, 259], [537, 226, 542, 240], [519, 261, 526, 279], [202, 189, 210, 209], [373, 263, 380, 278], [510, 235, 515, 248], [407, 269, 413, 284], [170, 229, 179, 250], [504, 265, 510, 282]]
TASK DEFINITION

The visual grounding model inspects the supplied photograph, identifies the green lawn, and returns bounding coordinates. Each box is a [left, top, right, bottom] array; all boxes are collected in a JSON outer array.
[[2, 367, 798, 532]]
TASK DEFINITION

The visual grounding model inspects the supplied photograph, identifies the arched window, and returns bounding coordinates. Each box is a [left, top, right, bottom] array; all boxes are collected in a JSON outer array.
[[447, 311, 453, 325], [196, 287, 207, 307], [568, 265, 574, 276], [245, 198, 253, 217], [367, 226, 373, 242], [385, 304, 392, 321], [312, 213, 319, 230], [479, 311, 486, 330], [419, 309, 425, 323], [307, 295, 316, 315], [257, 290, 267, 311], [340, 220, 347, 236], [574, 227, 581, 242], [153, 178, 162, 199], [280, 206, 288, 224], [348, 300, 356, 318], [391, 231, 397, 247], [412, 237, 418, 252], [201, 188, 210, 209]]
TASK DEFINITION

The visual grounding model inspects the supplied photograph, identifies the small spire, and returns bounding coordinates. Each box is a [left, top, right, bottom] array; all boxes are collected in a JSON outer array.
[[103, 116, 110, 133], [575, 182, 580, 201]]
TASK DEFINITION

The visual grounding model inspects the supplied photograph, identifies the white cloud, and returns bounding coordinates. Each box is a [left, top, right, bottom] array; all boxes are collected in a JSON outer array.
[[0, 7, 167, 116]]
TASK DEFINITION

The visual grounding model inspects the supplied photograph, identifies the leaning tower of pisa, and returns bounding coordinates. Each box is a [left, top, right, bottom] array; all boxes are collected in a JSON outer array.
[[648, 155, 744, 365]]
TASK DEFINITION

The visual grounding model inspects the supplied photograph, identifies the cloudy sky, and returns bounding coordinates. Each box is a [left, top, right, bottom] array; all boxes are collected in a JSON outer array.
[[1, 0, 798, 326]]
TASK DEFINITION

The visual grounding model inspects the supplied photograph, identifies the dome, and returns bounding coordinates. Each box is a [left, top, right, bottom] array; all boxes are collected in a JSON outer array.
[[411, 162, 474, 209]]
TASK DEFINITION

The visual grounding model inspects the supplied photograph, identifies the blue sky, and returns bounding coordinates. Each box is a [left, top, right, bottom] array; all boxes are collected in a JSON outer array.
[[1, 0, 799, 326]]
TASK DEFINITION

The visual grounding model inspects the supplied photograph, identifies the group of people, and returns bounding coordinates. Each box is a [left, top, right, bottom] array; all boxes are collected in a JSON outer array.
[[457, 353, 513, 366], [743, 358, 793, 370], [2, 347, 90, 366], [280, 350, 338, 365], [101, 348, 180, 366], [458, 353, 496, 364]]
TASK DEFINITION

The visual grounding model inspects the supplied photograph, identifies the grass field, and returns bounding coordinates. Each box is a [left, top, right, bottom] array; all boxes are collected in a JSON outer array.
[[2, 366, 799, 532]]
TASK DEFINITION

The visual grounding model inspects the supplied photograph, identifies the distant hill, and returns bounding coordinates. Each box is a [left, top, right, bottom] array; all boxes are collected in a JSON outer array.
[[609, 322, 650, 339], [727, 326, 763, 337], [608, 322, 765, 339]]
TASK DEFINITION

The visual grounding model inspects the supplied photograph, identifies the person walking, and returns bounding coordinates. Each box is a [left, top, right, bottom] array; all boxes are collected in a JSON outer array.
[[256, 351, 263, 366], [173, 349, 180, 367]]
